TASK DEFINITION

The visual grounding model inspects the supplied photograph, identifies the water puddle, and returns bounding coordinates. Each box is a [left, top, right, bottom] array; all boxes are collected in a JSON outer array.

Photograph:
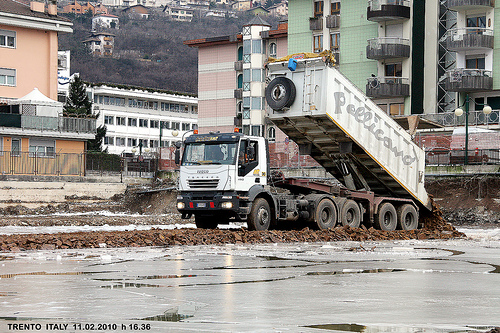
[[102, 282, 164, 289], [0, 270, 117, 279], [94, 274, 203, 282], [307, 268, 405, 276], [304, 323, 499, 332]]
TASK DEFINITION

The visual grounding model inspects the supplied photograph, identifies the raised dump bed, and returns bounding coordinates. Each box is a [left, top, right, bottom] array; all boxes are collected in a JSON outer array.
[[266, 56, 431, 210]]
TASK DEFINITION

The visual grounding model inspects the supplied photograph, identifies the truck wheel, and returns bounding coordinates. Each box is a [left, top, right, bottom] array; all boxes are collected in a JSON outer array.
[[397, 204, 418, 230], [265, 77, 296, 110], [340, 200, 361, 228], [195, 215, 218, 229], [314, 199, 337, 230], [375, 202, 397, 231], [247, 198, 271, 231]]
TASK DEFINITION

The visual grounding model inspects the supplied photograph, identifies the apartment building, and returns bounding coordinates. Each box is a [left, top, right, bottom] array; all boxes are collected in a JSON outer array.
[[0, 0, 95, 176], [62, 1, 108, 15], [90, 84, 198, 155], [82, 31, 115, 57], [163, 4, 194, 22], [185, 18, 288, 139], [288, 0, 440, 117], [92, 14, 119, 30]]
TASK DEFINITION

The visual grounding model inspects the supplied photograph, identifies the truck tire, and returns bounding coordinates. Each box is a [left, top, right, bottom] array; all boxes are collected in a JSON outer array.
[[247, 198, 271, 231], [195, 215, 218, 229], [314, 199, 337, 230], [397, 204, 418, 230], [340, 200, 361, 228], [265, 77, 296, 110], [375, 202, 397, 231]]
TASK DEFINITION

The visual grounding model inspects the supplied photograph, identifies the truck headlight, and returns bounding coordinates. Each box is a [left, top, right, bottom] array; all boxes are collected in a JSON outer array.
[[177, 202, 185, 209], [221, 202, 233, 209]]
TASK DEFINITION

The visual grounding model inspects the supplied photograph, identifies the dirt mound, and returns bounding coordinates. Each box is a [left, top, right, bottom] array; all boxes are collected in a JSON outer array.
[[0, 224, 465, 252]]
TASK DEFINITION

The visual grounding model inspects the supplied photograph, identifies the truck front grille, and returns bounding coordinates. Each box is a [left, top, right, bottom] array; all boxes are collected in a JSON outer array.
[[187, 179, 219, 189]]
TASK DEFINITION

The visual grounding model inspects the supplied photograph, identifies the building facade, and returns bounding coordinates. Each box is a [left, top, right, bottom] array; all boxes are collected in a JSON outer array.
[[83, 31, 115, 57], [185, 18, 287, 139], [92, 14, 119, 31], [62, 1, 108, 15], [287, 0, 440, 117], [89, 84, 198, 155]]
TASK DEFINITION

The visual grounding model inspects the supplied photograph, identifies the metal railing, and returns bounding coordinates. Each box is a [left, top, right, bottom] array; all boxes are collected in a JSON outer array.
[[445, 68, 492, 79], [425, 148, 500, 166], [367, 76, 410, 85], [0, 115, 96, 134], [0, 151, 85, 176], [367, 37, 410, 48], [368, 0, 410, 10], [447, 27, 494, 39], [420, 110, 500, 127]]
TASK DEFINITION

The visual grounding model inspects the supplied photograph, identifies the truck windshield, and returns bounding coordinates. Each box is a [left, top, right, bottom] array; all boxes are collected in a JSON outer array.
[[182, 142, 238, 165]]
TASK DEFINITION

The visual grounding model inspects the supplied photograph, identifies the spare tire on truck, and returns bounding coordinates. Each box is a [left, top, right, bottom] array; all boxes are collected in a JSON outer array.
[[265, 77, 296, 110]]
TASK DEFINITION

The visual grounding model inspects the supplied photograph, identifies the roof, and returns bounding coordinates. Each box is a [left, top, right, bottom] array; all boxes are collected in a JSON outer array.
[[12, 88, 62, 106], [243, 14, 270, 26], [94, 13, 118, 18], [0, 0, 71, 22]]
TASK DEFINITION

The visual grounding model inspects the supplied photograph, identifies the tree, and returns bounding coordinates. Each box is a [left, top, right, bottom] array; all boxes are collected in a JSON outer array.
[[64, 75, 107, 152], [64, 75, 92, 115], [87, 125, 107, 152]]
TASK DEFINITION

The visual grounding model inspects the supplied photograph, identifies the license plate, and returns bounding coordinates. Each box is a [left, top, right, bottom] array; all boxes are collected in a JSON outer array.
[[197, 203, 206, 208]]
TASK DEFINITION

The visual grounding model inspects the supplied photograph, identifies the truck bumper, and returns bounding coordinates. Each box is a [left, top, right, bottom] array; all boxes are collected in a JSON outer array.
[[177, 192, 249, 219]]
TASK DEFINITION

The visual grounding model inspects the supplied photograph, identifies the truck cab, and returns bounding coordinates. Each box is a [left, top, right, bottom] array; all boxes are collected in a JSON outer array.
[[177, 132, 271, 228]]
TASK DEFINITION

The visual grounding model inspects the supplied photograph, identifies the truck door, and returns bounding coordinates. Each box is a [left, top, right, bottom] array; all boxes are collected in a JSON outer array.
[[237, 139, 267, 187]]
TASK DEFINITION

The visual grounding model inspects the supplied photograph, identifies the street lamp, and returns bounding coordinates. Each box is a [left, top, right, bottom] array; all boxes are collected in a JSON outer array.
[[454, 94, 492, 165]]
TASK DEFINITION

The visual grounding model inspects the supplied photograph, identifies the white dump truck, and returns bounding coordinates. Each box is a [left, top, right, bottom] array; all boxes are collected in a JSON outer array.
[[176, 55, 431, 231]]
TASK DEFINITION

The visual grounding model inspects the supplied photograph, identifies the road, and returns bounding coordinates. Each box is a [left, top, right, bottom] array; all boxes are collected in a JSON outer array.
[[1, 229, 499, 333]]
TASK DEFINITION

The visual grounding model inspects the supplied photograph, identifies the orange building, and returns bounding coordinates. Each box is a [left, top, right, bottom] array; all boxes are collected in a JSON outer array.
[[0, 0, 96, 176], [62, 0, 108, 15]]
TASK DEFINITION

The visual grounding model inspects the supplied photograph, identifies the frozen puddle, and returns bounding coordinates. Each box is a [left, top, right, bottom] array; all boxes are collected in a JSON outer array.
[[0, 239, 499, 332]]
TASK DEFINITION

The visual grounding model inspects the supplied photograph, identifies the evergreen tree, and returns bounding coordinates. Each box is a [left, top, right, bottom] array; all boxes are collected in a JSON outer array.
[[64, 75, 92, 115], [64, 75, 107, 152]]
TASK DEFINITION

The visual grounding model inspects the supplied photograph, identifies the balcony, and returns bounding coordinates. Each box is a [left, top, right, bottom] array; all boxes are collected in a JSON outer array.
[[367, 0, 410, 22], [234, 60, 243, 71], [366, 76, 410, 97], [234, 89, 243, 99], [366, 37, 410, 59], [445, 28, 494, 51], [0, 114, 96, 134], [444, 69, 493, 92], [325, 14, 340, 28], [447, 0, 493, 11], [309, 17, 323, 31]]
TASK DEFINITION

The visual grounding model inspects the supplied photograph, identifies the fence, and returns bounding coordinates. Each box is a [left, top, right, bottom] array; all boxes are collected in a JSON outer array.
[[0, 151, 85, 176]]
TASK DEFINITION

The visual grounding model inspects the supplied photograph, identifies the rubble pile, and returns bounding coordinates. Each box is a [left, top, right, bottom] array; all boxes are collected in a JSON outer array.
[[0, 222, 464, 252]]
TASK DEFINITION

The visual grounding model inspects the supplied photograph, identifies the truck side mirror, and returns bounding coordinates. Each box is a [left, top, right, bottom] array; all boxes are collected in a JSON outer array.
[[174, 149, 180, 165]]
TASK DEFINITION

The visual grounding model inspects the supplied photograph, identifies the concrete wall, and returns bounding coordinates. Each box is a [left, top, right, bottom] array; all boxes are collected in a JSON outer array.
[[0, 181, 127, 207]]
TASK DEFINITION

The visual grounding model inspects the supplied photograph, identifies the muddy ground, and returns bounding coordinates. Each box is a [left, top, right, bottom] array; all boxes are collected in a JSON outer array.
[[0, 176, 498, 251]]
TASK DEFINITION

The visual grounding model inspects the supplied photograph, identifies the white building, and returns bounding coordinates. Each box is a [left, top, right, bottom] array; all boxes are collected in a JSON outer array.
[[90, 84, 198, 155], [92, 14, 119, 31], [163, 4, 194, 22]]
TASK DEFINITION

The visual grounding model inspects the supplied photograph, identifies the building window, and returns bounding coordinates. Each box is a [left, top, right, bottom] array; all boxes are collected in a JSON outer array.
[[237, 74, 243, 89], [243, 97, 250, 108], [0, 29, 15, 48], [116, 116, 126, 125], [252, 69, 262, 82], [160, 121, 170, 129], [251, 125, 261, 136], [172, 122, 180, 130], [127, 138, 137, 147], [243, 39, 251, 55], [139, 118, 148, 127], [128, 118, 137, 127], [331, 0, 340, 14], [330, 33, 340, 50], [104, 115, 114, 125], [252, 40, 262, 54], [116, 137, 126, 147], [238, 46, 243, 61], [0, 68, 16, 86], [269, 42, 277, 58], [268, 127, 276, 142], [11, 139, 20, 156], [150, 120, 159, 128], [385, 62, 402, 77], [466, 56, 485, 69], [104, 136, 114, 145], [182, 123, 190, 131], [251, 97, 262, 109], [467, 15, 486, 29], [29, 139, 55, 157], [389, 103, 404, 116], [313, 35, 323, 53], [314, 1, 323, 17]]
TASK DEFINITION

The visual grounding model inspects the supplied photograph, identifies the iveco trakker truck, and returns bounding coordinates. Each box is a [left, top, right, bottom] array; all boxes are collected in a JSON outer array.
[[176, 55, 431, 231]]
